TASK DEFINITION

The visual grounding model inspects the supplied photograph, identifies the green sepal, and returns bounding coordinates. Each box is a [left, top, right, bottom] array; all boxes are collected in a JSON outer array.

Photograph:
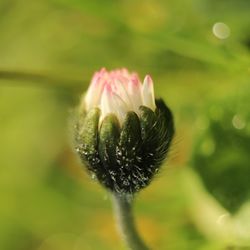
[[139, 103, 174, 175], [116, 112, 144, 192], [155, 99, 174, 138], [139, 106, 157, 141], [79, 108, 100, 151], [119, 111, 142, 149], [76, 108, 101, 172], [118, 112, 142, 168], [98, 114, 120, 168]]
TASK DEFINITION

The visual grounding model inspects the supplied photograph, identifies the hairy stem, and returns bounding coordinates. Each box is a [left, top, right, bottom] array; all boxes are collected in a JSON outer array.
[[112, 193, 149, 250]]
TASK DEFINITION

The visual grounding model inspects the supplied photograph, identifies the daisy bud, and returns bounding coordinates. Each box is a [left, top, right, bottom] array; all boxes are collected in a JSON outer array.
[[75, 68, 174, 194]]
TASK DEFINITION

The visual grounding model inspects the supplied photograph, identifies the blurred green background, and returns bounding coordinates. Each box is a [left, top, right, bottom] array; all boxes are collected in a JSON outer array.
[[0, 0, 250, 249]]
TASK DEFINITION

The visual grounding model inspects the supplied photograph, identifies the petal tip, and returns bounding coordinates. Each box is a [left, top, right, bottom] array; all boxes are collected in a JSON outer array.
[[144, 75, 153, 85]]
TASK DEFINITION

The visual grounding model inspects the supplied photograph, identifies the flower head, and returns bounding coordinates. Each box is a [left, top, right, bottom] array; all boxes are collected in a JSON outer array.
[[84, 68, 155, 124], [75, 68, 174, 194]]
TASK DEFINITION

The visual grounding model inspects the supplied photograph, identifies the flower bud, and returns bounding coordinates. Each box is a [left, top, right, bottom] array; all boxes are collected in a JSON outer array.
[[75, 68, 174, 194]]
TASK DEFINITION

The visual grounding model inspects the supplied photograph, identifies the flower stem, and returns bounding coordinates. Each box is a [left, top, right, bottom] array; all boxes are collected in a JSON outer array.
[[112, 193, 149, 250]]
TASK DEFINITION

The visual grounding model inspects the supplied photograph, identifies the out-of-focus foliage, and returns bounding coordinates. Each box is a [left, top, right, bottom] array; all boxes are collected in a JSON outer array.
[[192, 87, 250, 213], [0, 0, 250, 249]]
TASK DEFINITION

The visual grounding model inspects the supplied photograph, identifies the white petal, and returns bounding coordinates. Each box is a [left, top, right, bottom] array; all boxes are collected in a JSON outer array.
[[85, 76, 105, 110], [142, 75, 156, 111], [112, 93, 129, 124], [100, 84, 129, 124], [84, 79, 97, 110], [128, 77, 143, 112], [114, 79, 133, 109], [100, 84, 114, 120]]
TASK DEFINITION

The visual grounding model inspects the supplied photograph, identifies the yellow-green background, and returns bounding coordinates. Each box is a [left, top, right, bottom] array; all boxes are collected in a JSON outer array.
[[0, 0, 249, 249]]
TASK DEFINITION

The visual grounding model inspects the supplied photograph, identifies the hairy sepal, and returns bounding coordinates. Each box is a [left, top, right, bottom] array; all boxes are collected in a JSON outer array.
[[75, 99, 174, 194], [75, 108, 103, 178]]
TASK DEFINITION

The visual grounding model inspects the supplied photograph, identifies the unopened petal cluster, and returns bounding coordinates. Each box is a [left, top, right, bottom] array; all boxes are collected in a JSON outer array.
[[75, 68, 174, 194], [84, 68, 155, 124]]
